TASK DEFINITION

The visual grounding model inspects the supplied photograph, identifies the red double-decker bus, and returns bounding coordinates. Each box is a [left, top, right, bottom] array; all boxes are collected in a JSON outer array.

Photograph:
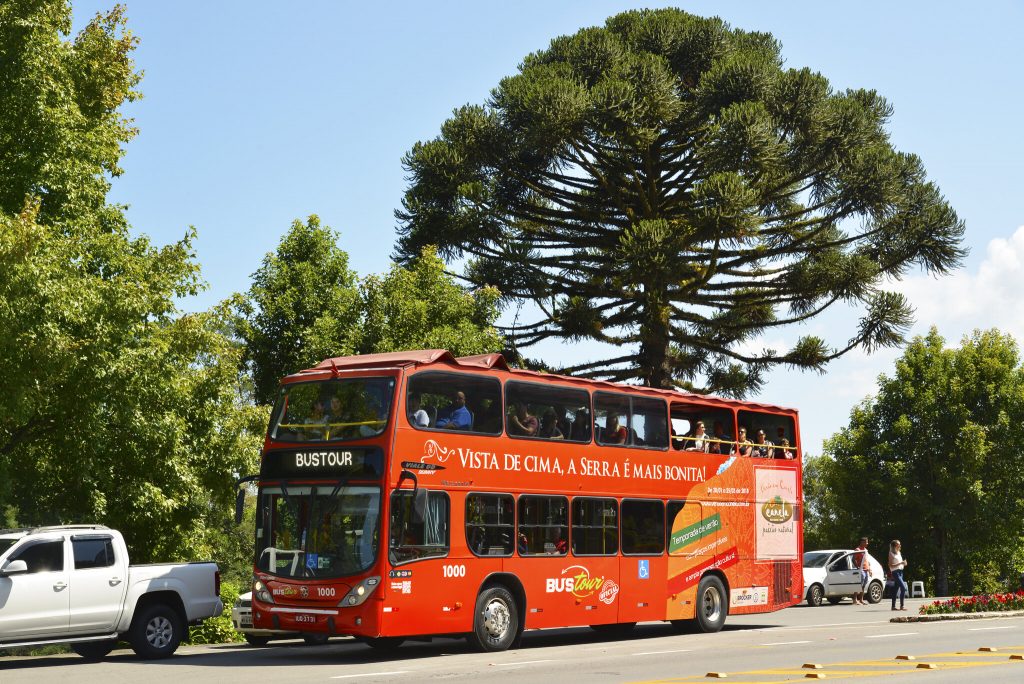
[[246, 350, 802, 651]]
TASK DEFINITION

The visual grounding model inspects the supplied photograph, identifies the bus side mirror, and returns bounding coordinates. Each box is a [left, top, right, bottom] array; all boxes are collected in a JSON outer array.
[[0, 560, 27, 577], [235, 489, 246, 525], [234, 474, 258, 525], [412, 488, 428, 525]]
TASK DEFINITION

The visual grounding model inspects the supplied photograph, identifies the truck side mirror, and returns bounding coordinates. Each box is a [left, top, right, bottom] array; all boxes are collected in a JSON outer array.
[[0, 559, 28, 577]]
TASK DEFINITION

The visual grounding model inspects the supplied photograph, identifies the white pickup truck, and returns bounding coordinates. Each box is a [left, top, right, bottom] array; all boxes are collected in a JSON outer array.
[[0, 525, 222, 660]]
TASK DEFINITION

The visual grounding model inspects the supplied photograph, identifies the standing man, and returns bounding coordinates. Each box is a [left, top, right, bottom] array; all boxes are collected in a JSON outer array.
[[852, 537, 871, 605]]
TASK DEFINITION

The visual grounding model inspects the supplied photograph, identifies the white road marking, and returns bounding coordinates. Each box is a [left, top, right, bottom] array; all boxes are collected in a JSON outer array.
[[633, 648, 694, 655], [865, 632, 918, 638], [495, 659, 555, 667], [330, 672, 410, 679], [762, 640, 812, 646], [968, 626, 1015, 631]]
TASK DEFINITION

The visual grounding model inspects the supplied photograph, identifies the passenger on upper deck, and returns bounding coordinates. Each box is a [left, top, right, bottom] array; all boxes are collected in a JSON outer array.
[[603, 414, 628, 444], [408, 393, 429, 428], [751, 429, 774, 458], [685, 420, 709, 453], [736, 427, 752, 457], [778, 437, 794, 459], [508, 401, 539, 437], [302, 401, 327, 440], [538, 410, 564, 439], [436, 391, 472, 430], [708, 420, 731, 454]]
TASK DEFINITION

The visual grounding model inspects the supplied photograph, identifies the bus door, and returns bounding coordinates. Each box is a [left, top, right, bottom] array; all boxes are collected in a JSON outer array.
[[666, 500, 720, 620], [617, 499, 668, 624], [383, 489, 463, 636]]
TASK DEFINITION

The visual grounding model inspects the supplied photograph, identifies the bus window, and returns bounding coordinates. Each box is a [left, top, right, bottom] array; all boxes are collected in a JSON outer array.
[[594, 393, 630, 445], [571, 497, 617, 556], [407, 371, 502, 435], [631, 396, 668, 449], [738, 411, 797, 459], [517, 495, 568, 556], [389, 490, 449, 565], [671, 407, 734, 453], [466, 493, 515, 557], [269, 377, 395, 442], [622, 499, 665, 555], [504, 381, 590, 443]]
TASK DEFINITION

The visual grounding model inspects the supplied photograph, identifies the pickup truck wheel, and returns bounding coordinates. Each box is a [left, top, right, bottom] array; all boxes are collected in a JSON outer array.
[[244, 634, 271, 647], [71, 640, 117, 661], [130, 603, 183, 659]]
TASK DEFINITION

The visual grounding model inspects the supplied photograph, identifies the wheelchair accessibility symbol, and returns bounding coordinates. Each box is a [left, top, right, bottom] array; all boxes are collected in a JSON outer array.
[[638, 559, 649, 580]]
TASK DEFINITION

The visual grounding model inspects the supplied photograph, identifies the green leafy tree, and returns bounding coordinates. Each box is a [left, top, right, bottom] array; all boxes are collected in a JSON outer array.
[[356, 246, 503, 356], [396, 8, 965, 395], [0, 1, 264, 565], [240, 215, 362, 405], [819, 329, 1024, 595]]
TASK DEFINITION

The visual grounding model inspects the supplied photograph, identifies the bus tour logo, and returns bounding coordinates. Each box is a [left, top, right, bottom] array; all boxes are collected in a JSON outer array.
[[422, 439, 451, 463], [546, 565, 619, 605], [761, 495, 794, 524]]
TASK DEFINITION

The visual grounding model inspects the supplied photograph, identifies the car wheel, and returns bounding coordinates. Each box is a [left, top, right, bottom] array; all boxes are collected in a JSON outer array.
[[867, 580, 884, 604], [244, 634, 271, 647], [694, 575, 728, 632], [468, 585, 519, 651], [129, 603, 182, 659], [806, 584, 824, 607], [71, 640, 117, 661], [826, 596, 843, 605]]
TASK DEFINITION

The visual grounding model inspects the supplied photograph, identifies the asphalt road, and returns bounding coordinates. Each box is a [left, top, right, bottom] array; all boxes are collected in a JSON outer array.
[[4, 598, 1024, 683]]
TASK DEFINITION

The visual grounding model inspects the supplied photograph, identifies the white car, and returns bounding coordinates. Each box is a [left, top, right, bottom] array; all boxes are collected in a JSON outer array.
[[803, 549, 885, 606], [232, 592, 328, 646]]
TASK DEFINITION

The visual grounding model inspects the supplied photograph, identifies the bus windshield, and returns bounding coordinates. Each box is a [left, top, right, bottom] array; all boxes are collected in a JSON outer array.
[[257, 485, 380, 579], [269, 377, 395, 443]]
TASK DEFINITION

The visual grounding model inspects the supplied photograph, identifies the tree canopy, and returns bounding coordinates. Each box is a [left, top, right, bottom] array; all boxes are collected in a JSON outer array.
[[0, 1, 263, 563], [396, 8, 965, 395], [240, 218, 503, 405], [812, 329, 1024, 595]]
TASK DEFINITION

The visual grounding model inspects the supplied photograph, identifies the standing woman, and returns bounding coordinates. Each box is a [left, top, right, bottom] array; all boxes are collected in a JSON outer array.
[[888, 539, 909, 611]]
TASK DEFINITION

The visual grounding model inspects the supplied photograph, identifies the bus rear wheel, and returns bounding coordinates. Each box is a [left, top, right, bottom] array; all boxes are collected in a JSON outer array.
[[468, 586, 518, 652], [694, 575, 728, 633]]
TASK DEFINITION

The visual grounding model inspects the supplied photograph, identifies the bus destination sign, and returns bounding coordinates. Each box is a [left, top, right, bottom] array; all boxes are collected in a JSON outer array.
[[261, 447, 383, 479]]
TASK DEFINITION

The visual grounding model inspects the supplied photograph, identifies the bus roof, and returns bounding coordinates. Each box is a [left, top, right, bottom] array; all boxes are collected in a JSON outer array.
[[289, 349, 796, 415]]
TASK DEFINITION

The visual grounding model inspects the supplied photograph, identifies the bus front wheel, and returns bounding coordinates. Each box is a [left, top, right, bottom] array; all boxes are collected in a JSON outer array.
[[694, 575, 728, 633], [468, 586, 518, 652]]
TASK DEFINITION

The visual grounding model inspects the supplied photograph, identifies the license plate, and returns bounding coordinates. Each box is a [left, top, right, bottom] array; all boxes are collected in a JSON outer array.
[[241, 620, 253, 627], [294, 614, 317, 624]]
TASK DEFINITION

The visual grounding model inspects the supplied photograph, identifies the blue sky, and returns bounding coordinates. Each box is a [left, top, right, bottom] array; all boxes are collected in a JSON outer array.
[[72, 1, 1024, 454]]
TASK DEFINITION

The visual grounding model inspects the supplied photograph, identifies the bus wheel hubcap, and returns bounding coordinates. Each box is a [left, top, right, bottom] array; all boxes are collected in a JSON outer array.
[[482, 599, 510, 639], [703, 588, 721, 622]]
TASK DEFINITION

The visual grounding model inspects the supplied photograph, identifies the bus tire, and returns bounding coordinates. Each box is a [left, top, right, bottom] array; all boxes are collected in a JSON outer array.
[[694, 575, 728, 633], [469, 585, 518, 652], [303, 633, 329, 645], [71, 640, 117, 661], [363, 637, 404, 649], [244, 635, 271, 647], [129, 603, 182, 659]]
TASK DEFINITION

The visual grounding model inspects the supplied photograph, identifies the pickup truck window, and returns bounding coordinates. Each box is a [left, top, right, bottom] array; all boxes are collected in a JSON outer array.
[[257, 485, 380, 579], [72, 537, 115, 569], [0, 539, 16, 556], [10, 540, 64, 573]]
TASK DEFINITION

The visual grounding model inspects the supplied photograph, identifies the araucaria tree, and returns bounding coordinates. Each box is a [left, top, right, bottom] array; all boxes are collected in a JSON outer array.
[[396, 8, 965, 395]]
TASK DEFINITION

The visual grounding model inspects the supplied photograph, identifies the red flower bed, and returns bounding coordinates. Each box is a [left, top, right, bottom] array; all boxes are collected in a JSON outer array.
[[919, 590, 1024, 615]]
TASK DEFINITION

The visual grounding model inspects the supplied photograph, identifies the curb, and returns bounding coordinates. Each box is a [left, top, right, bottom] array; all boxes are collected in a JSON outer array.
[[892, 609, 1024, 623]]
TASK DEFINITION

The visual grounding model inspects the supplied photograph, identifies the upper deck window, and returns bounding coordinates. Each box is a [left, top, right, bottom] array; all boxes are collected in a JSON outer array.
[[406, 371, 503, 436], [269, 377, 395, 443], [504, 381, 591, 443]]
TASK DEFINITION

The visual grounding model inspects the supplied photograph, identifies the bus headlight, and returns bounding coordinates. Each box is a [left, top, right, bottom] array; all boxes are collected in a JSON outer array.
[[340, 576, 380, 607], [254, 579, 274, 604]]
